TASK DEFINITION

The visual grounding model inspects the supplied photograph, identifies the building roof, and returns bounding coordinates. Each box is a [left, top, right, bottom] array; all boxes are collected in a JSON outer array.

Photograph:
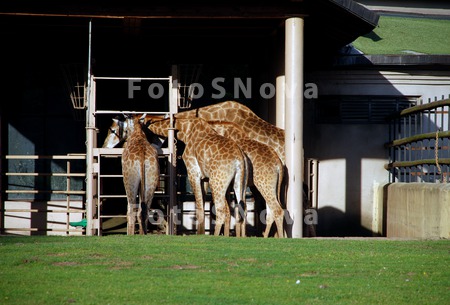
[[337, 10, 450, 67], [353, 16, 450, 55], [0, 0, 379, 64]]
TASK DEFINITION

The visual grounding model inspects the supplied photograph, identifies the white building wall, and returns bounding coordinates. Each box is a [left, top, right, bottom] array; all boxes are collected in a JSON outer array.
[[307, 69, 450, 235]]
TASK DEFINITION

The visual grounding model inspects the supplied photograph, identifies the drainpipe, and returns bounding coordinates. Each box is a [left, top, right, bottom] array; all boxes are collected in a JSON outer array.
[[285, 17, 304, 238]]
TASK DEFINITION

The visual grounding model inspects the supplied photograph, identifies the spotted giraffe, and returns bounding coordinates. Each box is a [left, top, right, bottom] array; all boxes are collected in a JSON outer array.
[[121, 114, 160, 235], [147, 117, 248, 237], [174, 101, 285, 165], [106, 101, 285, 164], [208, 121, 285, 238]]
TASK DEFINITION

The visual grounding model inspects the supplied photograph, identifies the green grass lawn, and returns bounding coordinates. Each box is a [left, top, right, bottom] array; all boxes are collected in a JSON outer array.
[[352, 16, 450, 55], [0, 236, 449, 305]]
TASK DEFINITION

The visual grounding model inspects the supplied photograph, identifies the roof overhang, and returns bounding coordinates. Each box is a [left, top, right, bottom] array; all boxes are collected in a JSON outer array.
[[0, 0, 378, 49], [336, 54, 450, 68]]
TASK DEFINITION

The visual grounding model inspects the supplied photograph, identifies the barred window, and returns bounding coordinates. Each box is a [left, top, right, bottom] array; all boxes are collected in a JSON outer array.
[[315, 96, 416, 124]]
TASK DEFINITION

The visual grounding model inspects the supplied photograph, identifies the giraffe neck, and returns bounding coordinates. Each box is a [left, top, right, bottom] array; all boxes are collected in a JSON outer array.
[[175, 118, 214, 143], [126, 116, 147, 140], [147, 118, 171, 137], [208, 121, 247, 141]]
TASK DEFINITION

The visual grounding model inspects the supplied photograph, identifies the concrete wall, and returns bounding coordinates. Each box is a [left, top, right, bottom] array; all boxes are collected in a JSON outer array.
[[386, 183, 450, 239]]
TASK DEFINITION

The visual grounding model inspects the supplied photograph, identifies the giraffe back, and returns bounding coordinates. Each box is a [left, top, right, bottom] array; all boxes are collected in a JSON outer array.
[[208, 121, 284, 199], [122, 115, 160, 234], [175, 101, 285, 164], [174, 118, 245, 179]]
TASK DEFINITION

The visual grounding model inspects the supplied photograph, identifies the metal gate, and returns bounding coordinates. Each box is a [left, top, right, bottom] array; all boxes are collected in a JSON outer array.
[[85, 74, 179, 236], [386, 96, 450, 183]]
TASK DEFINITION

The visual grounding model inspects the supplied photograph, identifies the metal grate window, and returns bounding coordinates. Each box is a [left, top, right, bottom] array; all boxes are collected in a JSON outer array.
[[315, 96, 416, 124]]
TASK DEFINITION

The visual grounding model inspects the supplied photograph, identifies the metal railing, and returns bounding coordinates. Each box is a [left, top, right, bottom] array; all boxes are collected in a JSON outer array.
[[1, 154, 86, 235], [386, 97, 450, 183]]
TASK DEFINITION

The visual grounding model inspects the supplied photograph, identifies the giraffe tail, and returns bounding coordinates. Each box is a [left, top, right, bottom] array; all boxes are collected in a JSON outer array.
[[139, 151, 147, 225], [276, 160, 285, 206]]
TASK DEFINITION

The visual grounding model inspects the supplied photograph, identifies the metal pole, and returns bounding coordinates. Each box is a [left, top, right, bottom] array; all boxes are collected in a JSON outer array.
[[168, 67, 179, 235], [85, 20, 96, 236], [85, 75, 96, 236], [276, 75, 285, 129], [285, 17, 304, 238]]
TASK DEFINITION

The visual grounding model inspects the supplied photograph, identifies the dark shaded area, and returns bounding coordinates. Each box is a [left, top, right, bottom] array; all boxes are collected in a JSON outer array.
[[0, 0, 380, 236]]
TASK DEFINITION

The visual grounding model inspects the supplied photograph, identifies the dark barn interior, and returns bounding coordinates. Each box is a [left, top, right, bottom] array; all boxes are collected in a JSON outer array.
[[0, 0, 379, 236]]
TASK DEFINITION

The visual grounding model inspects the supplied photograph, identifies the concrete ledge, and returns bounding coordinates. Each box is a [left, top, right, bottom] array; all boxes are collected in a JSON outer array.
[[387, 183, 450, 239]]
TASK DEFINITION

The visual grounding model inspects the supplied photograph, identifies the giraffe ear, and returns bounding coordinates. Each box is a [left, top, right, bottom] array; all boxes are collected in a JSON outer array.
[[139, 113, 146, 124], [176, 130, 185, 141]]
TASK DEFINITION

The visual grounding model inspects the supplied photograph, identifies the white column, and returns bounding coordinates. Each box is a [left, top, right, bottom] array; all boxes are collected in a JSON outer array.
[[285, 17, 304, 238]]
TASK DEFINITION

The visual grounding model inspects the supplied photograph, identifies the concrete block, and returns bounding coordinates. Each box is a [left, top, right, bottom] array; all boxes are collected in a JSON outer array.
[[387, 183, 449, 239]]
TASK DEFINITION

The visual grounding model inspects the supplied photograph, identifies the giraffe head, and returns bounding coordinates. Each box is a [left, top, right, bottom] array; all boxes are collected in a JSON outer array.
[[102, 114, 148, 148], [124, 114, 145, 135], [102, 116, 127, 148]]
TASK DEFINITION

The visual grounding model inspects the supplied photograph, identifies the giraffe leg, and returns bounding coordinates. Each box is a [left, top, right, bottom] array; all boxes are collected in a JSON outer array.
[[265, 204, 284, 238], [210, 180, 230, 237], [233, 167, 247, 238], [223, 200, 231, 237], [144, 189, 158, 234], [234, 204, 241, 237], [263, 206, 274, 238], [140, 192, 148, 236], [233, 201, 247, 237], [135, 203, 144, 235], [260, 189, 285, 238], [274, 204, 284, 238], [127, 200, 136, 235], [213, 199, 230, 236], [123, 161, 140, 236], [188, 175, 205, 235]]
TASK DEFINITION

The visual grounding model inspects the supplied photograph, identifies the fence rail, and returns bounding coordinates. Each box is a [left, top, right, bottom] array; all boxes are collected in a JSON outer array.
[[1, 154, 86, 235]]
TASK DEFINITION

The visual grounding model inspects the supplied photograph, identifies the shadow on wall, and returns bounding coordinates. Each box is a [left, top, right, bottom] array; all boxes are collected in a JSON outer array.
[[304, 66, 449, 237], [316, 206, 376, 237], [304, 70, 412, 237]]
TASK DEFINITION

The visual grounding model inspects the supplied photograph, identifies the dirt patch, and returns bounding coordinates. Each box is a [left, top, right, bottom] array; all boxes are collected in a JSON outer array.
[[166, 265, 201, 270], [22, 257, 39, 264], [53, 261, 79, 267], [238, 257, 257, 263], [299, 271, 319, 277], [109, 261, 134, 270], [47, 252, 69, 257]]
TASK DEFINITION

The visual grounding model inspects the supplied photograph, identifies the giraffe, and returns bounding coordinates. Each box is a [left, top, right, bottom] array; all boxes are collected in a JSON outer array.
[[208, 121, 285, 238], [121, 114, 160, 235], [173, 101, 285, 165], [102, 117, 127, 148], [102, 116, 164, 151], [143, 101, 285, 163], [146, 117, 248, 237]]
